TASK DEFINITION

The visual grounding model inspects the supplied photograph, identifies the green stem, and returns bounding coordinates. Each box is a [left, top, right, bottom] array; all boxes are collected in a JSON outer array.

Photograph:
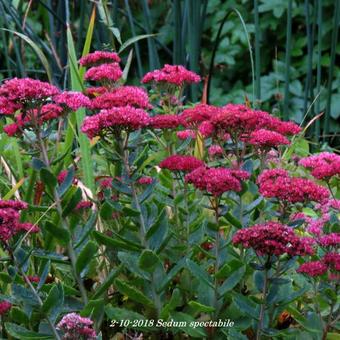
[[120, 134, 147, 247], [256, 258, 270, 340], [213, 199, 220, 320], [36, 129, 88, 305], [184, 180, 190, 249]]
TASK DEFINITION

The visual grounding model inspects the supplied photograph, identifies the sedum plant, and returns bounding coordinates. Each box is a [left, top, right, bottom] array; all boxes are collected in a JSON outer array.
[[0, 51, 338, 340]]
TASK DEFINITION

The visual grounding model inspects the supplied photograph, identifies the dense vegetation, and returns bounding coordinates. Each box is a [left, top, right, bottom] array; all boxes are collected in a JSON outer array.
[[0, 1, 339, 340]]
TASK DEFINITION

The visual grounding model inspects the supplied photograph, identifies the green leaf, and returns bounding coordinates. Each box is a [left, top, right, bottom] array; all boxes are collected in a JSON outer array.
[[232, 293, 258, 318], [138, 249, 161, 272], [188, 301, 215, 313], [222, 213, 242, 229], [92, 231, 141, 252], [76, 241, 98, 275], [66, 26, 95, 193], [62, 187, 82, 217], [5, 323, 54, 340], [146, 209, 166, 239], [105, 306, 146, 323], [219, 266, 246, 296], [38, 260, 51, 290], [169, 312, 207, 337], [42, 283, 64, 316], [160, 288, 182, 319], [44, 221, 71, 246], [114, 279, 154, 308], [118, 34, 157, 54], [122, 49, 133, 81], [9, 307, 29, 325], [186, 259, 214, 289], [92, 266, 122, 299], [40, 168, 57, 190]]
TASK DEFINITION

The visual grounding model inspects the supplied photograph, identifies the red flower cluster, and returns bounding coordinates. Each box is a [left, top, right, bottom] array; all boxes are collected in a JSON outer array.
[[149, 115, 181, 129], [85, 63, 123, 83], [0, 78, 90, 137], [0, 200, 39, 242], [159, 155, 204, 172], [257, 169, 329, 203], [81, 106, 150, 138], [185, 167, 249, 196], [138, 176, 153, 185], [79, 51, 121, 67], [297, 261, 328, 277], [177, 129, 196, 140], [0, 77, 59, 115], [249, 129, 290, 148], [142, 64, 201, 86], [299, 152, 340, 180], [211, 104, 301, 137], [318, 233, 340, 248], [208, 145, 223, 156], [75, 201, 93, 210], [180, 104, 221, 127], [53, 91, 91, 111], [298, 252, 340, 277], [323, 252, 340, 271], [232, 222, 315, 256], [90, 86, 151, 110], [0, 301, 11, 315]]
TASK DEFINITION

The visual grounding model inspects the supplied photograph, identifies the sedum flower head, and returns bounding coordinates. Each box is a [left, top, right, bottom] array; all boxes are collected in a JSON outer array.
[[185, 166, 249, 196], [81, 106, 150, 138], [232, 222, 315, 256], [159, 155, 204, 172], [142, 64, 201, 86]]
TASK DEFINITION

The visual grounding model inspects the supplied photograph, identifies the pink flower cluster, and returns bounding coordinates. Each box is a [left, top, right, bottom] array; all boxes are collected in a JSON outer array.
[[257, 169, 329, 203], [185, 167, 249, 196], [298, 252, 340, 277], [249, 129, 290, 148], [180, 104, 221, 127], [54, 91, 91, 111], [176, 102, 300, 153], [57, 313, 96, 340], [177, 129, 196, 140], [323, 252, 340, 271], [299, 152, 340, 180], [149, 115, 181, 129], [318, 233, 340, 248], [232, 222, 315, 256], [0, 79, 90, 137], [159, 155, 204, 172], [0, 77, 59, 115], [90, 86, 151, 110], [81, 106, 150, 138], [85, 63, 123, 83], [297, 261, 328, 277], [138, 176, 153, 185], [0, 200, 39, 242], [0, 301, 11, 315], [211, 104, 301, 139], [208, 145, 223, 157], [142, 64, 201, 86], [75, 201, 93, 210], [79, 51, 121, 67]]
